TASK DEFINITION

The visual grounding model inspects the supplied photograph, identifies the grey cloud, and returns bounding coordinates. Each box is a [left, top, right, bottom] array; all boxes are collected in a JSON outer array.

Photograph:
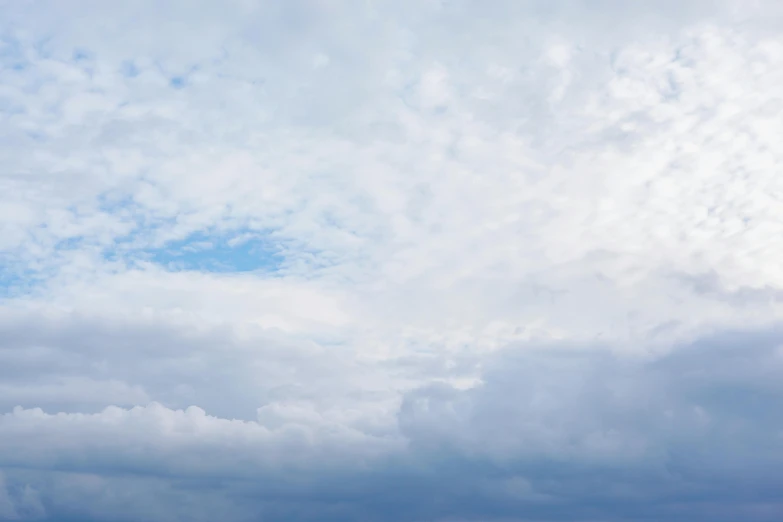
[[0, 312, 398, 422], [394, 330, 783, 521], [3, 326, 783, 521]]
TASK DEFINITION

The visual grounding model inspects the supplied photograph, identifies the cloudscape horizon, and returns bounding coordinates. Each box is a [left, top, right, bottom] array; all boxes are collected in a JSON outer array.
[[2, 1, 783, 521]]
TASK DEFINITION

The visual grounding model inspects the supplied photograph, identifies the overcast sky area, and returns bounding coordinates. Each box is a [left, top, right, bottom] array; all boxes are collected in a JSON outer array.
[[2, 0, 783, 521]]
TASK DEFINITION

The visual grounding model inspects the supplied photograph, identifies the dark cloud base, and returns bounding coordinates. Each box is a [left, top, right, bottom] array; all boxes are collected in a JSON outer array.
[[3, 327, 783, 522]]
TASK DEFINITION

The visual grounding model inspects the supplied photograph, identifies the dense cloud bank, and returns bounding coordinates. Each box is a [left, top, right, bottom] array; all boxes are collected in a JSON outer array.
[[3, 0, 783, 520], [3, 323, 783, 521]]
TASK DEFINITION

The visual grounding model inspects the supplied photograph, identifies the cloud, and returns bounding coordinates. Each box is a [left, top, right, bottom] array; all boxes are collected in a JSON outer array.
[[2, 328, 783, 521], [2, 0, 783, 520], [0, 471, 45, 521]]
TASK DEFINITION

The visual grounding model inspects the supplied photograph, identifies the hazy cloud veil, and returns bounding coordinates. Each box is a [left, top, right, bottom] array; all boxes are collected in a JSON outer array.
[[2, 1, 783, 521]]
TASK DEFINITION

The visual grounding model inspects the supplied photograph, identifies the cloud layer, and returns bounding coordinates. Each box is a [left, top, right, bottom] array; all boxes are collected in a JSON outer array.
[[2, 1, 783, 520]]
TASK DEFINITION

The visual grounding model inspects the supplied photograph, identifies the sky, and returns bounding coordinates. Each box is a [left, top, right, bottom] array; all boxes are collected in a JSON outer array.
[[2, 0, 783, 520]]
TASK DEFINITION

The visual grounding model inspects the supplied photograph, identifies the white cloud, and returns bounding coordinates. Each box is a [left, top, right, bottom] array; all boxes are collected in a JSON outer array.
[[0, 402, 399, 476], [2, 0, 783, 520]]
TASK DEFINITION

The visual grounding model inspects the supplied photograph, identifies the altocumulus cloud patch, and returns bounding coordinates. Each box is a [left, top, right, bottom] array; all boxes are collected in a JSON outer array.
[[2, 0, 783, 521]]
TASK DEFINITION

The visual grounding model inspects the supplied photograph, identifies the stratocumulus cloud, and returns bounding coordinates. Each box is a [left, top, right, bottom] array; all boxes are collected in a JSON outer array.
[[2, 1, 783, 521]]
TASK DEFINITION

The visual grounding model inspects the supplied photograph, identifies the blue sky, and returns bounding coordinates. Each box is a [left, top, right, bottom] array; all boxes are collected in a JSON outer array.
[[2, 0, 783, 521], [108, 231, 284, 273]]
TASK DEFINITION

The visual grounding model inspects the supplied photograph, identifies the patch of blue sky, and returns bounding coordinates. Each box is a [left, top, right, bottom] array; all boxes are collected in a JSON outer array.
[[0, 34, 27, 71], [72, 48, 92, 61], [169, 76, 186, 89], [115, 231, 285, 274], [0, 271, 27, 298], [1, 232, 116, 297], [0, 260, 47, 298], [120, 60, 140, 78], [155, 62, 200, 89]]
